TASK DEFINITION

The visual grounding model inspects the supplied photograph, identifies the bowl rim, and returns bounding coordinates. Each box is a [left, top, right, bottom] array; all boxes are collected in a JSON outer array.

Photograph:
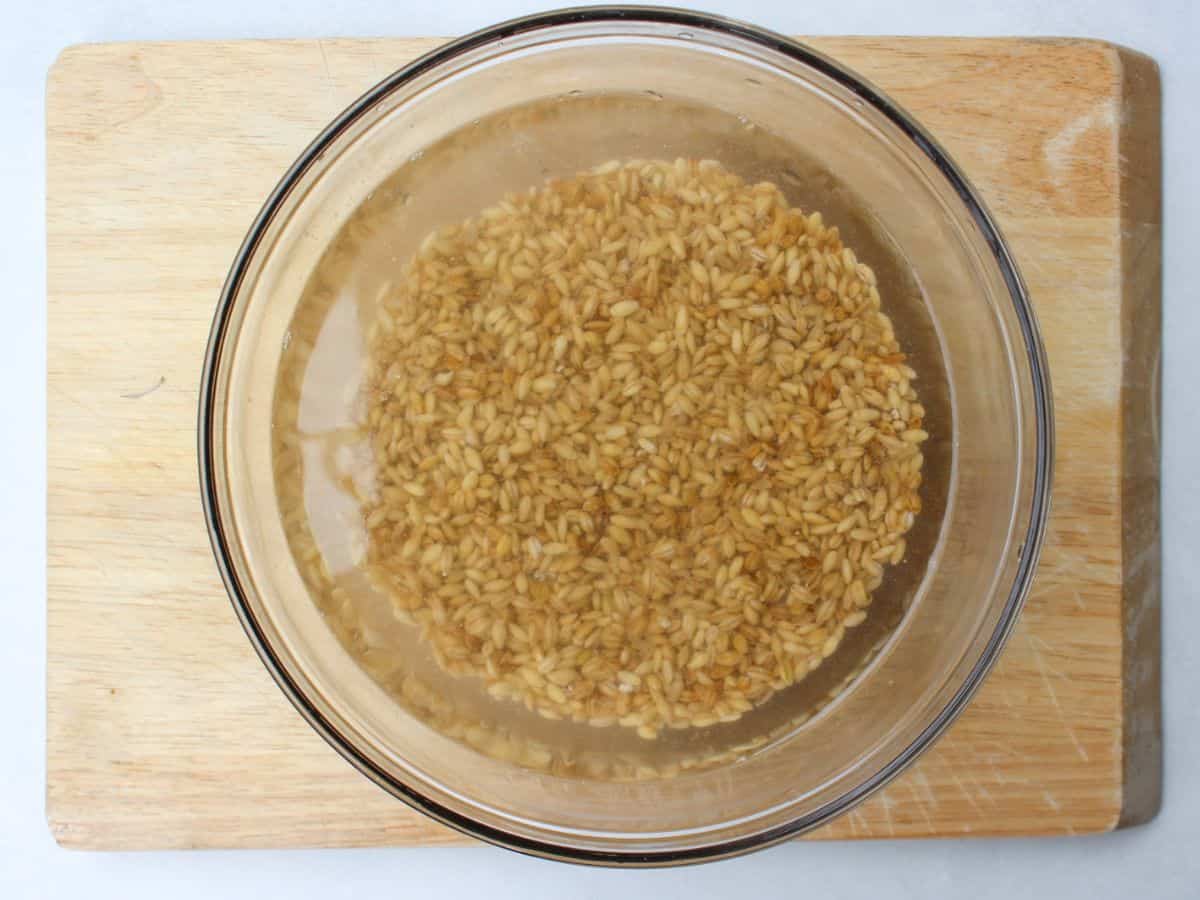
[[197, 4, 1054, 867]]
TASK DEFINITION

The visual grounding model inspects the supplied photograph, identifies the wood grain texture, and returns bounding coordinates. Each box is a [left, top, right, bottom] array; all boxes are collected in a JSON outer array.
[[46, 36, 1161, 849]]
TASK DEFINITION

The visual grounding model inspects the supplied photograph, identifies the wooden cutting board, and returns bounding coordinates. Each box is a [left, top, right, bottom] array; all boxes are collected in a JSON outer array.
[[46, 36, 1162, 849]]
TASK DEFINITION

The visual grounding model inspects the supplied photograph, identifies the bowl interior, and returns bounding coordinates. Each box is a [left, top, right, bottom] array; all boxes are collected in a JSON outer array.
[[204, 13, 1046, 860]]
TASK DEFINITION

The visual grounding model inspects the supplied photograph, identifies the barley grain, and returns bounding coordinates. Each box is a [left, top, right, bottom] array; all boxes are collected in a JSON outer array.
[[358, 158, 926, 737]]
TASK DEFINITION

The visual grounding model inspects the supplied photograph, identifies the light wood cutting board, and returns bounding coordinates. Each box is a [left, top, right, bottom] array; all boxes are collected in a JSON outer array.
[[46, 36, 1161, 849]]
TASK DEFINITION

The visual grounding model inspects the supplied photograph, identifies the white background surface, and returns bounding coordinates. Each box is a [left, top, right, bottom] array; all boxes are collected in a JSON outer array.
[[4, 1, 1196, 897]]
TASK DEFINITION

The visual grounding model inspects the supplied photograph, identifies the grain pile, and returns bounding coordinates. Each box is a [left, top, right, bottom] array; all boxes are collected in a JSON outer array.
[[363, 158, 925, 739]]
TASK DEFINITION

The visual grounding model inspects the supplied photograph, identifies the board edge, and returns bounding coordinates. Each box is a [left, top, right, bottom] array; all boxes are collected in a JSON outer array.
[[1112, 44, 1163, 830]]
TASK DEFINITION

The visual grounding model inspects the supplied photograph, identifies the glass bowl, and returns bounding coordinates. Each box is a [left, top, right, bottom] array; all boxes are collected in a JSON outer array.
[[199, 7, 1052, 865]]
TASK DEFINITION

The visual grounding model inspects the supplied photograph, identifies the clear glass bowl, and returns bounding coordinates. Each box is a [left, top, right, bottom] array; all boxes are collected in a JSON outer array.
[[199, 7, 1052, 865]]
